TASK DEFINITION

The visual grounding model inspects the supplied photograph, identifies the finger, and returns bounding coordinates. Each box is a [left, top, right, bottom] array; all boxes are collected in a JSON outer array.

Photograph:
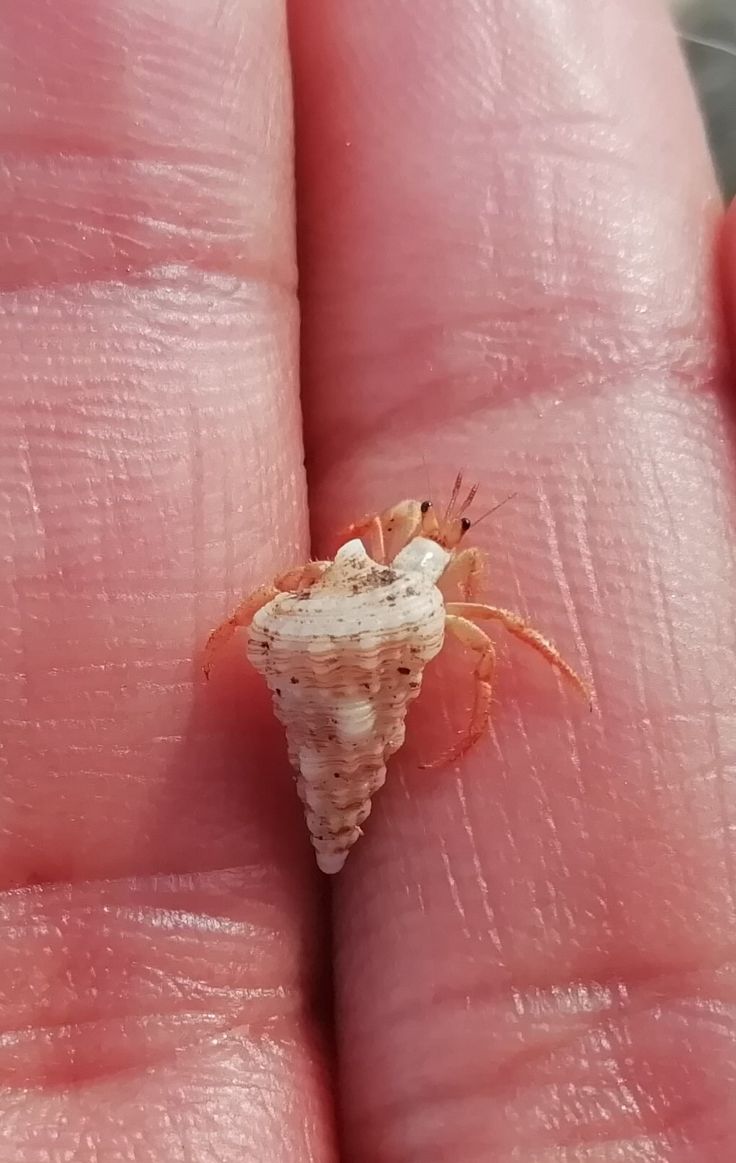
[[290, 0, 735, 1159], [292, 0, 721, 514], [1, 0, 306, 880], [0, 2, 334, 1159]]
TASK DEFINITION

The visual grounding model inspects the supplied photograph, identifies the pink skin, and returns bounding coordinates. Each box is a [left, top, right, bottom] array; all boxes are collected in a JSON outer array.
[[0, 0, 733, 1159]]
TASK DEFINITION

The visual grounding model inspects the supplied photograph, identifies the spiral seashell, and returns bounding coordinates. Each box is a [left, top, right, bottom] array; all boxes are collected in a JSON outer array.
[[247, 539, 446, 872]]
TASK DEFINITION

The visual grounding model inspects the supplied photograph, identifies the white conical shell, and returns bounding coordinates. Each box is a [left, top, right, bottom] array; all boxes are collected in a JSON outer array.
[[247, 540, 446, 871]]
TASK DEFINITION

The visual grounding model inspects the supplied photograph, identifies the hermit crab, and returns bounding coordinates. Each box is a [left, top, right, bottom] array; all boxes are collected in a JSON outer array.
[[204, 476, 590, 873]]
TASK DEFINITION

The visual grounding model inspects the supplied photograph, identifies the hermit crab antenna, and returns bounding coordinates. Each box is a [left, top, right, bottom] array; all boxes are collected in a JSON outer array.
[[445, 471, 464, 520], [457, 482, 479, 517], [470, 492, 518, 528]]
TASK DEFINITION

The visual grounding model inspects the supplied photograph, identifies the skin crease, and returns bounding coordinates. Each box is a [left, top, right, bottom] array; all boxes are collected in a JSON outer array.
[[0, 0, 734, 1161]]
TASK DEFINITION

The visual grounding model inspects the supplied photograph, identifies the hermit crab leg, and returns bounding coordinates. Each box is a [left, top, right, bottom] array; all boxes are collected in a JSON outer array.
[[203, 561, 330, 679], [445, 601, 591, 706], [274, 561, 332, 592], [419, 614, 497, 769], [203, 584, 278, 679], [340, 500, 423, 564], [437, 546, 486, 601], [340, 513, 388, 563]]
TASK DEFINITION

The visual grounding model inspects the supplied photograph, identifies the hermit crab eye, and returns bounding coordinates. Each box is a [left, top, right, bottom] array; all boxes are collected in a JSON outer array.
[[420, 501, 431, 513], [460, 517, 471, 533]]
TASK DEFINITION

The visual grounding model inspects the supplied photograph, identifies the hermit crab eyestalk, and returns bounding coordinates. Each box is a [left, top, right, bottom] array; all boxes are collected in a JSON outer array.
[[437, 513, 473, 549], [418, 473, 481, 548]]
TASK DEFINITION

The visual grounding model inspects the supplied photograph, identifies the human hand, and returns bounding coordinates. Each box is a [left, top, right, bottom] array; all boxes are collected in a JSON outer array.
[[1, 1, 732, 1160]]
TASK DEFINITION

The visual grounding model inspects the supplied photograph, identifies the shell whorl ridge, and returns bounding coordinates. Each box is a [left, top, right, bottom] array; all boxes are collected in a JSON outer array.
[[247, 540, 446, 872]]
